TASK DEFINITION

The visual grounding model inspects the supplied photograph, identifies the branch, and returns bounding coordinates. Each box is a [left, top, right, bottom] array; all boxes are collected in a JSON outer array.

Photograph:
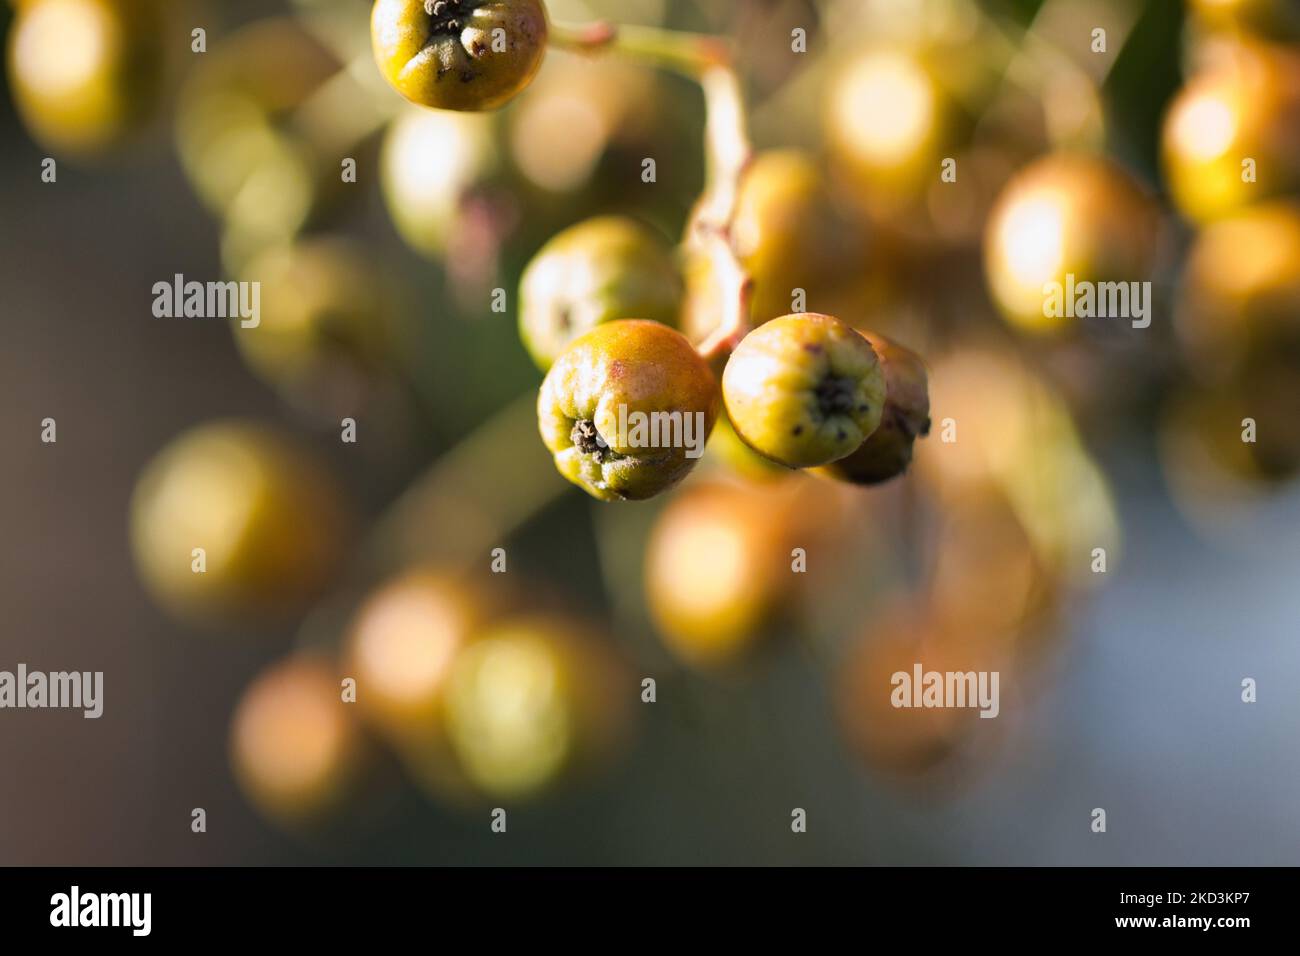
[[549, 21, 756, 360], [549, 20, 733, 78]]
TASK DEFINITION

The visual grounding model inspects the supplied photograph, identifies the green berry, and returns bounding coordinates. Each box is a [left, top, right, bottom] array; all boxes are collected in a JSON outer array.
[[722, 313, 886, 469], [519, 216, 683, 370], [815, 332, 930, 485], [234, 238, 393, 417], [130, 422, 352, 624], [538, 320, 719, 501], [8, 0, 166, 154], [371, 0, 548, 112]]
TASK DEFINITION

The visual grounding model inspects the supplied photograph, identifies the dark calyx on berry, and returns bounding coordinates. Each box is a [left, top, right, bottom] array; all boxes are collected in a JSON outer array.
[[425, 0, 465, 34], [572, 419, 615, 462], [814, 375, 861, 419]]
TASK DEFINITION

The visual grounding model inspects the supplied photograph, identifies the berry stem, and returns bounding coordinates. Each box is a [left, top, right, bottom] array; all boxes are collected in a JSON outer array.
[[695, 66, 753, 233], [550, 19, 755, 360], [691, 67, 754, 362], [695, 229, 754, 363], [548, 20, 733, 78]]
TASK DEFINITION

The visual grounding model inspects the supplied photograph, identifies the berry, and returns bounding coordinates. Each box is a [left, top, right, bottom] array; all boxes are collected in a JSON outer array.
[[814, 332, 930, 485], [507, 54, 702, 200], [729, 151, 865, 324], [1188, 0, 1300, 38], [1177, 201, 1300, 380], [1162, 43, 1300, 223], [644, 482, 794, 668], [371, 0, 548, 112], [538, 320, 719, 501], [721, 313, 886, 469], [380, 106, 499, 259], [984, 152, 1158, 333], [825, 50, 945, 196], [129, 422, 351, 624], [7, 0, 165, 154], [230, 655, 367, 826], [681, 151, 864, 338], [823, 30, 1004, 235], [346, 568, 484, 745], [519, 216, 683, 370], [235, 238, 394, 418], [176, 18, 341, 261], [443, 615, 629, 799], [345, 568, 488, 803]]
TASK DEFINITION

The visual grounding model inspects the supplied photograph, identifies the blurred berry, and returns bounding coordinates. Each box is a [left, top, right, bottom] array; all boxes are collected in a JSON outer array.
[[7, 0, 165, 154], [130, 422, 351, 624], [230, 654, 368, 826], [519, 216, 683, 370], [444, 615, 630, 799]]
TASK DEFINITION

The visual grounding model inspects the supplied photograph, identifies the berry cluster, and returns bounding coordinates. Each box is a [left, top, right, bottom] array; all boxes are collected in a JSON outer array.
[[9, 0, 1300, 839], [531, 305, 931, 500]]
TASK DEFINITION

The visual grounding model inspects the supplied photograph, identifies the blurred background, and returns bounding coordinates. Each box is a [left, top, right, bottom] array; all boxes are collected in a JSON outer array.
[[2, 0, 1300, 865]]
